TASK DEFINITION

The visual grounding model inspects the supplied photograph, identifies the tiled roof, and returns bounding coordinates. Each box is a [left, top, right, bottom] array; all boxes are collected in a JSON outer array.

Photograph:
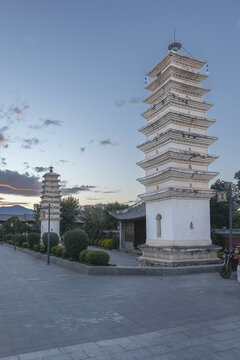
[[110, 202, 146, 220]]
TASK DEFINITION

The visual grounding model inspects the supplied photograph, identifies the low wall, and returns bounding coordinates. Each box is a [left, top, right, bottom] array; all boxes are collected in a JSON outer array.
[[2, 243, 222, 276]]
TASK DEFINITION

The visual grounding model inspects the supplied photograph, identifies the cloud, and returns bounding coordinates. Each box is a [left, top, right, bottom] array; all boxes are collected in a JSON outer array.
[[80, 147, 86, 153], [0, 199, 30, 206], [100, 138, 119, 146], [0, 126, 8, 147], [86, 197, 104, 201], [94, 189, 120, 194], [0, 103, 30, 123], [0, 170, 41, 196], [59, 160, 68, 163], [115, 100, 125, 108], [43, 119, 62, 127], [29, 118, 62, 130], [34, 166, 49, 173], [61, 185, 96, 196], [22, 137, 40, 149], [0, 158, 7, 166], [129, 97, 142, 105], [114, 97, 143, 108]]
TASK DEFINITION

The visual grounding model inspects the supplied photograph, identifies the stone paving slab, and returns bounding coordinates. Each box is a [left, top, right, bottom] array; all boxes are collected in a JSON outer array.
[[2, 315, 240, 360], [1, 245, 240, 359]]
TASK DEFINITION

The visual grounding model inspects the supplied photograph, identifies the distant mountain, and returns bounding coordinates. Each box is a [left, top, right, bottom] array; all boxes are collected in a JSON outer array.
[[0, 205, 34, 215]]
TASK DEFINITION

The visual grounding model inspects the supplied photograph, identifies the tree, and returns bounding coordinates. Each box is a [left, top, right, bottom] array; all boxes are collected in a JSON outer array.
[[102, 202, 128, 230], [33, 203, 41, 231], [210, 178, 240, 229], [3, 216, 31, 234], [81, 202, 128, 239], [81, 206, 104, 240], [60, 196, 80, 234]]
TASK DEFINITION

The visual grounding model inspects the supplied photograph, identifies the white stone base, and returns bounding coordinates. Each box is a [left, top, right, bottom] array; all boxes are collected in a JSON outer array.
[[146, 198, 212, 247], [41, 220, 60, 238], [138, 244, 222, 267]]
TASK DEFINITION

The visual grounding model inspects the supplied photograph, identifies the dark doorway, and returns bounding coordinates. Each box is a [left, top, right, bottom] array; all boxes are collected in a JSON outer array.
[[134, 218, 146, 248]]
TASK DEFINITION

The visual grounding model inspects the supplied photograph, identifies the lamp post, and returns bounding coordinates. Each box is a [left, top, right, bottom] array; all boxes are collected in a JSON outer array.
[[229, 182, 233, 250], [11, 217, 17, 251], [47, 202, 50, 265]]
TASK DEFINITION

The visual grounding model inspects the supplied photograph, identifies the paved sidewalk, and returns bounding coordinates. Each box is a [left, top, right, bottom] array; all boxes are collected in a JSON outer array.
[[1, 245, 240, 359], [2, 315, 240, 359]]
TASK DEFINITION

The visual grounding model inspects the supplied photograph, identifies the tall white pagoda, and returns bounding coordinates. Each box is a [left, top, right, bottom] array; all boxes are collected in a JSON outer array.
[[137, 42, 220, 266], [40, 166, 61, 238]]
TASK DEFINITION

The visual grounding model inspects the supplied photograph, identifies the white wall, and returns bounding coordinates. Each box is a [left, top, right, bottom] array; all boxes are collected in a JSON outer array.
[[146, 198, 211, 246], [41, 219, 60, 238]]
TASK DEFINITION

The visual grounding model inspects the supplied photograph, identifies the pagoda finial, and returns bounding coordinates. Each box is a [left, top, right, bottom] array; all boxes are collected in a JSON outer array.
[[49, 165, 53, 173], [168, 28, 182, 52]]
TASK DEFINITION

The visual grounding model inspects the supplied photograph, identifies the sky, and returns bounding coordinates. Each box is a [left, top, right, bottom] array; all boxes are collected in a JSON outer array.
[[0, 0, 239, 209]]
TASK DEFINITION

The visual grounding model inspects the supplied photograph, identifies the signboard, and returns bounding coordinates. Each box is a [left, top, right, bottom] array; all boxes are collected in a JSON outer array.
[[217, 191, 228, 203]]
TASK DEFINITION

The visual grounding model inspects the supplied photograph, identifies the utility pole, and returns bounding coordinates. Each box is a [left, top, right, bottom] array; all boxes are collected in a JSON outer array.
[[229, 182, 233, 250]]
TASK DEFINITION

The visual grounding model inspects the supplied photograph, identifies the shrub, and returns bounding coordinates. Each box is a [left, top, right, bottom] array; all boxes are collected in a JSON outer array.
[[217, 251, 224, 259], [62, 249, 70, 259], [86, 250, 110, 266], [64, 229, 88, 260], [22, 242, 29, 248], [51, 245, 59, 255], [42, 232, 59, 250], [33, 244, 40, 252], [56, 246, 65, 257], [9, 240, 14, 245], [79, 249, 92, 263], [40, 244, 45, 253], [27, 233, 40, 249], [93, 239, 98, 246], [4, 234, 12, 243], [16, 234, 26, 247], [104, 239, 115, 250]]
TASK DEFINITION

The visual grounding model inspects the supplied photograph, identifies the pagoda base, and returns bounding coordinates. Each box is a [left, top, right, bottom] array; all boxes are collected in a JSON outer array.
[[137, 244, 222, 267]]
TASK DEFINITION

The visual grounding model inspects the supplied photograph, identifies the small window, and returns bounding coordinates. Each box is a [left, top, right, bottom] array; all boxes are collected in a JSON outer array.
[[190, 222, 194, 230], [156, 214, 162, 238]]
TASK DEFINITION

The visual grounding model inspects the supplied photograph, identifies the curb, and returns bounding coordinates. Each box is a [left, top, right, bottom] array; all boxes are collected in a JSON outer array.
[[2, 243, 222, 276]]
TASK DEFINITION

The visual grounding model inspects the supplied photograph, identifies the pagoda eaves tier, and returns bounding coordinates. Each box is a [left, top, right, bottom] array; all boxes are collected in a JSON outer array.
[[138, 50, 218, 201]]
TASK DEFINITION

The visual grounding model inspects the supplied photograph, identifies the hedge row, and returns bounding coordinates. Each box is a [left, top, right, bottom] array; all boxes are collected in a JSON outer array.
[[5, 229, 110, 266], [90, 238, 116, 250]]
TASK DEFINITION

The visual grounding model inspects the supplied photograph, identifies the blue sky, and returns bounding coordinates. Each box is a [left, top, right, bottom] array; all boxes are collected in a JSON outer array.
[[0, 0, 239, 208]]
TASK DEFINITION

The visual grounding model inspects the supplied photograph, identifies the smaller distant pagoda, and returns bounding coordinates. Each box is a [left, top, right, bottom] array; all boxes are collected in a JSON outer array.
[[40, 166, 61, 237]]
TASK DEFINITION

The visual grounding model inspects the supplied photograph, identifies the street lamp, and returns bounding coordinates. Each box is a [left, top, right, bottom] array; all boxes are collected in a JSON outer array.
[[11, 217, 17, 251], [42, 203, 51, 265]]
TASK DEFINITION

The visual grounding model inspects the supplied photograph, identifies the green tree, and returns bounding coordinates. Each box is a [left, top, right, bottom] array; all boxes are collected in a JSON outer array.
[[102, 202, 128, 230], [81, 206, 104, 240], [60, 196, 80, 234], [210, 178, 240, 229], [3, 216, 31, 234], [33, 203, 41, 231]]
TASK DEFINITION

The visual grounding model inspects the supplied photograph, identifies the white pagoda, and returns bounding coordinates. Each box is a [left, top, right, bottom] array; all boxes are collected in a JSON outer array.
[[137, 42, 220, 266], [40, 166, 61, 237]]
